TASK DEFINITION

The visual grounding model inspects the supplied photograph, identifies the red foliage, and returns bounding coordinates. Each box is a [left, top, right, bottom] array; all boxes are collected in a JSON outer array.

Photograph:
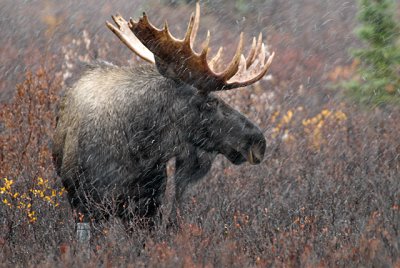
[[0, 1, 398, 267]]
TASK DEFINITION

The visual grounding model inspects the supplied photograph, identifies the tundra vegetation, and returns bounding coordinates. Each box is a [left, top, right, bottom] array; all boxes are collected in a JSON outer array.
[[0, 0, 399, 267]]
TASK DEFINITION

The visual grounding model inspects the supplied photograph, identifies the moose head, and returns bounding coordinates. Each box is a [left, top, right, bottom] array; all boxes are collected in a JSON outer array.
[[106, 3, 274, 166]]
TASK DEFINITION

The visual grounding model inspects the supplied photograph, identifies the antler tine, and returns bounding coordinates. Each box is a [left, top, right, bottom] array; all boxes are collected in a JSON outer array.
[[200, 30, 211, 58], [248, 33, 263, 68], [245, 37, 257, 69], [190, 2, 201, 48], [184, 13, 196, 47], [209, 46, 224, 71], [219, 32, 244, 80], [237, 54, 248, 75], [106, 14, 155, 63], [259, 43, 266, 65], [225, 52, 275, 90]]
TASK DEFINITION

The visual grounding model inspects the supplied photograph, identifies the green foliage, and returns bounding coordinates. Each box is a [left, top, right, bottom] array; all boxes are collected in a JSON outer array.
[[345, 0, 400, 106]]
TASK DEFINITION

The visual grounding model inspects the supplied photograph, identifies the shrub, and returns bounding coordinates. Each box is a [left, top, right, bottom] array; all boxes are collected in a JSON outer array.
[[1, 1, 399, 267]]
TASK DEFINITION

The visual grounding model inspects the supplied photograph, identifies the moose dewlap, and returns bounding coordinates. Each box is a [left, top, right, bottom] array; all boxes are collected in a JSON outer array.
[[52, 3, 274, 229]]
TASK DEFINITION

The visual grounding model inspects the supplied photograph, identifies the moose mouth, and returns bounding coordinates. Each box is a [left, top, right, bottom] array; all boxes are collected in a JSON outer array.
[[246, 148, 262, 165], [223, 146, 263, 165]]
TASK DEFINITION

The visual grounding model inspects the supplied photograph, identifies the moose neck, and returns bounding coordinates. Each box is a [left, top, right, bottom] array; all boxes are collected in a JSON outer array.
[[124, 64, 199, 159]]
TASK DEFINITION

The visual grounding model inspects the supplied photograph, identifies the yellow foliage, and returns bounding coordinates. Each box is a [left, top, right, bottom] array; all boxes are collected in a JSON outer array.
[[0, 177, 65, 223], [271, 107, 348, 150]]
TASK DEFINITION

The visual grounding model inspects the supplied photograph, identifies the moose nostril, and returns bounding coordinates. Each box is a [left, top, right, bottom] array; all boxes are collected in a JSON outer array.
[[252, 148, 262, 162], [251, 142, 265, 161]]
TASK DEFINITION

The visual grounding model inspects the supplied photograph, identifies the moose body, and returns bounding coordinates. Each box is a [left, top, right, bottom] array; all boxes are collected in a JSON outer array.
[[53, 3, 273, 230]]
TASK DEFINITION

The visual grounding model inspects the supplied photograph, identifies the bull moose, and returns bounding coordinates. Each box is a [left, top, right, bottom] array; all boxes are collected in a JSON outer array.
[[52, 3, 274, 236]]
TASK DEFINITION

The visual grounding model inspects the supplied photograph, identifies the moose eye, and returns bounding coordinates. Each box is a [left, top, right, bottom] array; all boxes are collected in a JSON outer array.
[[204, 99, 218, 111]]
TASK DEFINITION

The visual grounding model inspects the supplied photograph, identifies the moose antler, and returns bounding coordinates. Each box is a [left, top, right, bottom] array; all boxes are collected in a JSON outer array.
[[106, 4, 200, 65], [106, 14, 156, 63], [107, 3, 274, 93]]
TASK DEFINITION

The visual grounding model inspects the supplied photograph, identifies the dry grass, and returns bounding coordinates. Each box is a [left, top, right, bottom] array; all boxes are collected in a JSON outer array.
[[0, 1, 399, 267]]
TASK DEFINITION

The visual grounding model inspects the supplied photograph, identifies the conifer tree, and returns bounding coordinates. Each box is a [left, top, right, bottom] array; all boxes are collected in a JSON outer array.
[[346, 0, 400, 105]]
